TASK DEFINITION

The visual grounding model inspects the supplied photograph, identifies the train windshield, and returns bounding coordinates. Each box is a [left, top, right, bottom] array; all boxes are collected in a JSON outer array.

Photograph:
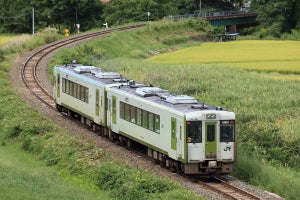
[[186, 121, 202, 143], [220, 120, 235, 142]]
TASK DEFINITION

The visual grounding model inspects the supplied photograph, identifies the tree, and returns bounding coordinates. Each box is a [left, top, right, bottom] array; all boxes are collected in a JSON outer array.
[[251, 0, 298, 37]]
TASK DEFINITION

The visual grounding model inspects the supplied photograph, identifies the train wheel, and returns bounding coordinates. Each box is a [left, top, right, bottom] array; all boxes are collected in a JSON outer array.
[[126, 138, 132, 148]]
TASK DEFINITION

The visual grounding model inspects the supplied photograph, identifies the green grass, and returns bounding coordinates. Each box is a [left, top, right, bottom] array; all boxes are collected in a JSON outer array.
[[147, 40, 300, 74], [0, 144, 110, 200]]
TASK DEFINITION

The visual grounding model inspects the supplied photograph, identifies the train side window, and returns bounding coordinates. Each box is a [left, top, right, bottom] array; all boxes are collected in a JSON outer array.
[[136, 108, 142, 126], [85, 88, 89, 103], [62, 78, 65, 93], [154, 114, 160, 134], [142, 110, 148, 129], [130, 106, 136, 124], [125, 103, 130, 121], [67, 80, 70, 94], [148, 113, 154, 131], [186, 121, 202, 143], [120, 102, 125, 119]]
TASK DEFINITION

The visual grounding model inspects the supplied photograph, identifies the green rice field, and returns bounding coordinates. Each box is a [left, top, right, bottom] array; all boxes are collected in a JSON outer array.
[[0, 34, 15, 45], [147, 40, 300, 75]]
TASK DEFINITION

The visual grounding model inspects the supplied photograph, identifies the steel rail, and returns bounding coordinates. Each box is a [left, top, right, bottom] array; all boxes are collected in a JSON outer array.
[[197, 177, 261, 200]]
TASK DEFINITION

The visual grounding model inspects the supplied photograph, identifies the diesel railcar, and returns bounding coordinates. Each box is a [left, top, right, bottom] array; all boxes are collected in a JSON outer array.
[[53, 63, 236, 174]]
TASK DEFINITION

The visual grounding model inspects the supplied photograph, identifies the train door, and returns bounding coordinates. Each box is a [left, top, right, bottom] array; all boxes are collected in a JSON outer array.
[[107, 95, 116, 130], [177, 123, 183, 159], [205, 122, 217, 159], [95, 89, 100, 116], [171, 117, 184, 159], [171, 117, 177, 151], [56, 73, 60, 98], [112, 96, 117, 125]]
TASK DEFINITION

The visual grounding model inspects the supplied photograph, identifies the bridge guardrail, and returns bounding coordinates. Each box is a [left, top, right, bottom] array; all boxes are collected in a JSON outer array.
[[164, 10, 254, 21]]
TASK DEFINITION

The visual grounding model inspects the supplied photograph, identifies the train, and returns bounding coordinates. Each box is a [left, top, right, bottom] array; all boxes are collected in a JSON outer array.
[[53, 61, 236, 175]]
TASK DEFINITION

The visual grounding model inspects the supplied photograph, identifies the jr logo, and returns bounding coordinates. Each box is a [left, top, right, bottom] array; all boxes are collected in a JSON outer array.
[[224, 147, 231, 151]]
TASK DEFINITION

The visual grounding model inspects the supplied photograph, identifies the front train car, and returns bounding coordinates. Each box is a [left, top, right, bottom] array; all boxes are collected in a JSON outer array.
[[106, 84, 236, 175], [184, 109, 235, 174]]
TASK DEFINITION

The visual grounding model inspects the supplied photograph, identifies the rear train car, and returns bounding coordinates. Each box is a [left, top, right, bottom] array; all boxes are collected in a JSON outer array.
[[53, 63, 236, 175]]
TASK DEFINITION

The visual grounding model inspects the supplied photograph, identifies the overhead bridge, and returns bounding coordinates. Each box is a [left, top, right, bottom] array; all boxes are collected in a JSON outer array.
[[165, 11, 257, 26]]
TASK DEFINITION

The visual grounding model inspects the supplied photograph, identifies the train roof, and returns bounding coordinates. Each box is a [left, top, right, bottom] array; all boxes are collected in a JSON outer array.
[[55, 63, 126, 86], [55, 63, 229, 113], [109, 83, 223, 113]]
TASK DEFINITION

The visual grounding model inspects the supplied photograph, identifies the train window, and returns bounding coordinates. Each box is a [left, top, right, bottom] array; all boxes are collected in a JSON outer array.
[[65, 79, 69, 94], [136, 108, 142, 126], [77, 84, 80, 99], [186, 121, 202, 143], [62, 78, 65, 93], [148, 113, 154, 131], [207, 125, 215, 142], [72, 83, 76, 97], [154, 114, 160, 134], [125, 103, 130, 121], [142, 110, 148, 129], [130, 106, 136, 124], [85, 88, 89, 103], [62, 79, 88, 103], [220, 121, 235, 142], [120, 102, 125, 119]]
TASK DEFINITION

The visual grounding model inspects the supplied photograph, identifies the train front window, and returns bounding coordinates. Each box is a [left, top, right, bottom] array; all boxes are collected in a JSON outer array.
[[220, 120, 235, 142], [186, 121, 202, 143]]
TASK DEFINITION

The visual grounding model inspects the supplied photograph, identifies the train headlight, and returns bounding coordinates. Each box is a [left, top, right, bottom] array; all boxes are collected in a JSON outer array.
[[208, 161, 217, 168]]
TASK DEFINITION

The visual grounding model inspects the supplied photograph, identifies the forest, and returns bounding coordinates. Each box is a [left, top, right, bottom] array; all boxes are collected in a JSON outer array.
[[1, 0, 300, 37]]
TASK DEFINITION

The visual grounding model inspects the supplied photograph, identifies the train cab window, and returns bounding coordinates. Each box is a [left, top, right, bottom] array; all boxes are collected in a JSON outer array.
[[220, 120, 235, 142], [186, 121, 202, 143]]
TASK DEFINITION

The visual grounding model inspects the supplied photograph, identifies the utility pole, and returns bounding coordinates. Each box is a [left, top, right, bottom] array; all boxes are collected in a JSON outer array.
[[32, 7, 35, 35], [199, 0, 202, 14]]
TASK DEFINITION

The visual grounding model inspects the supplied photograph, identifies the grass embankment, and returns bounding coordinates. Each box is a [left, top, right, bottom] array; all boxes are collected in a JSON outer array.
[[0, 144, 110, 200], [0, 25, 206, 199], [49, 20, 300, 199]]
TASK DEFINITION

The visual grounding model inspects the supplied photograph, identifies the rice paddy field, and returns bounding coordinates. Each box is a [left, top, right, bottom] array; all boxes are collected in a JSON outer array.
[[0, 34, 16, 45], [147, 40, 300, 76]]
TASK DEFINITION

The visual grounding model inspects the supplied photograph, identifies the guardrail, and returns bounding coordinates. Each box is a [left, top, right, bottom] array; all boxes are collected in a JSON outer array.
[[164, 10, 255, 21]]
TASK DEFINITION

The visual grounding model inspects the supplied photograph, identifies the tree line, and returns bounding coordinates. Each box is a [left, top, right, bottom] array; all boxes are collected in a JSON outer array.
[[0, 0, 299, 37], [0, 0, 238, 34]]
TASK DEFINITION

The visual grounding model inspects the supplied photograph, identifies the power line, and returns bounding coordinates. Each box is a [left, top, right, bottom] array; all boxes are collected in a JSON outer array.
[[0, 7, 74, 20], [0, 11, 32, 19]]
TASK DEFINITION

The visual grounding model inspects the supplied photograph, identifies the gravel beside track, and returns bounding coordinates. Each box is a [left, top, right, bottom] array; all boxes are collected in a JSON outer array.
[[9, 36, 284, 200]]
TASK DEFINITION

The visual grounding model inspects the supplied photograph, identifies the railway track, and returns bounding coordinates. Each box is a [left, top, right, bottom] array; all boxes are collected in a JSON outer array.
[[20, 23, 264, 200], [21, 24, 146, 110], [197, 177, 261, 200]]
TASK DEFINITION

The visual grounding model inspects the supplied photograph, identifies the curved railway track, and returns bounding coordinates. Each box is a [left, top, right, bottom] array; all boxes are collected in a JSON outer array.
[[197, 177, 261, 200], [21, 24, 146, 110], [20, 24, 264, 200]]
